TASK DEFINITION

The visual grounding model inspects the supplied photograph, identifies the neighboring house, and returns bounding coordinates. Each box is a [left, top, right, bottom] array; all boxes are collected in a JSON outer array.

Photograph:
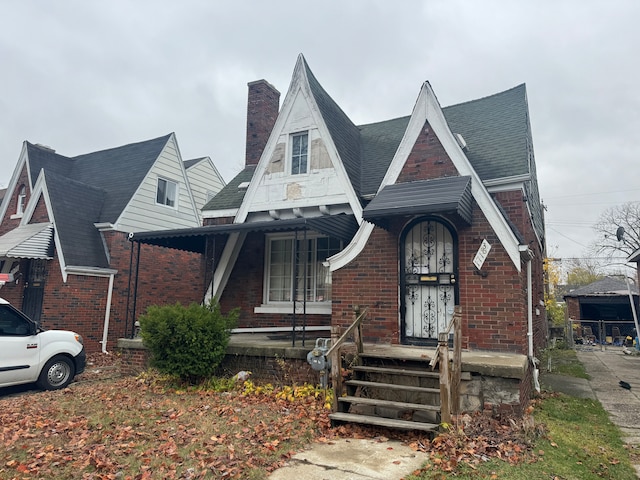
[[184, 157, 225, 218], [0, 188, 6, 208], [131, 55, 547, 408], [0, 133, 223, 353], [564, 276, 639, 340]]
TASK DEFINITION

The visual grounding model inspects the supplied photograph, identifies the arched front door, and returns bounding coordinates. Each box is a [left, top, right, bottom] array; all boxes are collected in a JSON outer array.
[[401, 218, 458, 345]]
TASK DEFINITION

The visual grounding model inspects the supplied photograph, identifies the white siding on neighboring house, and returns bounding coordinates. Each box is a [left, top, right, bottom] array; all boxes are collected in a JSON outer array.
[[247, 91, 350, 215], [116, 135, 200, 232], [185, 158, 225, 217]]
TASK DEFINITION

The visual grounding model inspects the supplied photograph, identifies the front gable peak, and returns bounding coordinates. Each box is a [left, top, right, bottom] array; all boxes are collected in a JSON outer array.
[[235, 55, 362, 224]]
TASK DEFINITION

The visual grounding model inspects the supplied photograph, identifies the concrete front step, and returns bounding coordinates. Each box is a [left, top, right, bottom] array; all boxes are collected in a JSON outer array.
[[329, 412, 439, 432]]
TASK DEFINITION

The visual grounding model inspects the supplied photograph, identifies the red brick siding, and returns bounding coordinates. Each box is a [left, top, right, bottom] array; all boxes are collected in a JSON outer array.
[[106, 231, 205, 345], [0, 166, 30, 236], [566, 297, 580, 321], [492, 190, 547, 354], [397, 121, 458, 183], [330, 119, 544, 355], [332, 226, 401, 343], [1, 230, 205, 354]]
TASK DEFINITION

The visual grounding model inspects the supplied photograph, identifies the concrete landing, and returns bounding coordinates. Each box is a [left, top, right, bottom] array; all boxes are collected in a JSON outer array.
[[268, 438, 427, 480]]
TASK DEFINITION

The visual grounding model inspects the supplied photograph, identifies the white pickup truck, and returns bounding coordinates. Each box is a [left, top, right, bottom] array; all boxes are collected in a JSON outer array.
[[0, 297, 86, 390]]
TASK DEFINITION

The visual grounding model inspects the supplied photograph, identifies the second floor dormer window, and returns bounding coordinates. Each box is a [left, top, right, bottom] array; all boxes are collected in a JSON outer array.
[[291, 132, 308, 175], [156, 178, 177, 208]]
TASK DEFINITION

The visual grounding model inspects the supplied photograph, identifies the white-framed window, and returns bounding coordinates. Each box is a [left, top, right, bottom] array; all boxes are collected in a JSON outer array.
[[266, 234, 341, 304], [290, 132, 308, 175], [156, 178, 177, 208], [16, 185, 26, 215]]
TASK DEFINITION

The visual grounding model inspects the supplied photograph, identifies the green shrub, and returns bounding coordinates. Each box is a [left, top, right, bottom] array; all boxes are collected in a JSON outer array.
[[139, 301, 238, 382]]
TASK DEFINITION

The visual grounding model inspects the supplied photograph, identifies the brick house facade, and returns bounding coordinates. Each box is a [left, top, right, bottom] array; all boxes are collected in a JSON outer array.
[[0, 134, 221, 353], [132, 55, 547, 366]]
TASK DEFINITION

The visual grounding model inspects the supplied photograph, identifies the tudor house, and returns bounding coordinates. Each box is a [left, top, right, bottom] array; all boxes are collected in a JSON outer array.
[[132, 55, 547, 375], [0, 134, 224, 353]]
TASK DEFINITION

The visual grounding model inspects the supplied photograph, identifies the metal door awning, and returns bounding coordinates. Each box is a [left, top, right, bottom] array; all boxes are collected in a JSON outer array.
[[363, 176, 473, 227], [0, 223, 54, 259], [128, 214, 359, 253]]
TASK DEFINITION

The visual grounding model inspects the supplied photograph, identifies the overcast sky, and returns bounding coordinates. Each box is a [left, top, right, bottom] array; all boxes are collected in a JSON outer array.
[[1, 1, 638, 265]]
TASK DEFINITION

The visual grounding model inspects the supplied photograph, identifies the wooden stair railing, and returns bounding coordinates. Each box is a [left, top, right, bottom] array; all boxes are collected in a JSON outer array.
[[429, 305, 462, 423], [326, 305, 368, 411]]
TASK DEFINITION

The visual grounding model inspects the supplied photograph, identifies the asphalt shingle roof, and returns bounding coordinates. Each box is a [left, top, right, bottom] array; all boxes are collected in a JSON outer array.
[[564, 277, 639, 297], [45, 171, 109, 267], [303, 58, 363, 196], [203, 60, 543, 247], [202, 166, 256, 211], [21, 134, 172, 268], [69, 134, 171, 223]]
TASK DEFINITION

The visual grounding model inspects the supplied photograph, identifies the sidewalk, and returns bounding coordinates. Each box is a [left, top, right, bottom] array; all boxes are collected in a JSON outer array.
[[542, 346, 640, 478]]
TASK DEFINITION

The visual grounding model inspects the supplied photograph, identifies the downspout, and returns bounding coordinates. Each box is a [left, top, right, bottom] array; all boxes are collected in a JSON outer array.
[[101, 272, 115, 353], [527, 255, 540, 393]]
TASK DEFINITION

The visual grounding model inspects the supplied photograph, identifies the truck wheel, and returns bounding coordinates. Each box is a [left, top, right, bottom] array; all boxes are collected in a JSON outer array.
[[37, 355, 75, 390]]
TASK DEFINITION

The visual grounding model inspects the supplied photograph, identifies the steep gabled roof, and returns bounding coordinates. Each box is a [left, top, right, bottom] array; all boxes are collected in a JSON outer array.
[[303, 58, 363, 196], [184, 157, 206, 170], [359, 116, 410, 197], [26, 143, 74, 185], [205, 58, 541, 262], [44, 171, 109, 268], [68, 134, 171, 223], [443, 84, 530, 181], [203, 166, 255, 211]]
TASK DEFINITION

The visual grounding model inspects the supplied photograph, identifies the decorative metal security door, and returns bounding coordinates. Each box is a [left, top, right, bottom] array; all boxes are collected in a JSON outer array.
[[401, 219, 457, 345], [22, 259, 47, 323]]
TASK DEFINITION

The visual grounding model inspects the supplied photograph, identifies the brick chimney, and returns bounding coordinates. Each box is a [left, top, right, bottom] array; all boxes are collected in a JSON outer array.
[[245, 80, 280, 166]]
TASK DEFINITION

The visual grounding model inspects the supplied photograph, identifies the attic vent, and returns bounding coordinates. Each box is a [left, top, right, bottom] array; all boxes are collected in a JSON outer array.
[[455, 134, 467, 151], [238, 181, 250, 190], [35, 144, 55, 153]]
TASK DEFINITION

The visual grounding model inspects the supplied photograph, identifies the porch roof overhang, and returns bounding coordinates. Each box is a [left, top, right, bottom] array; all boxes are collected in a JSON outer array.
[[0, 223, 54, 259], [363, 176, 473, 227], [129, 213, 359, 254]]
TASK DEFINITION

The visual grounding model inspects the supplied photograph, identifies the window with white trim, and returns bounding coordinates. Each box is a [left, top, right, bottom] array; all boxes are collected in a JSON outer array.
[[16, 185, 26, 215], [156, 178, 177, 208], [266, 235, 341, 303], [291, 132, 308, 175]]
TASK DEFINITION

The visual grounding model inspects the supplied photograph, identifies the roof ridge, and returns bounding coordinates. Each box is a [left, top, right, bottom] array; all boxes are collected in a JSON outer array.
[[70, 133, 172, 160], [443, 83, 526, 110]]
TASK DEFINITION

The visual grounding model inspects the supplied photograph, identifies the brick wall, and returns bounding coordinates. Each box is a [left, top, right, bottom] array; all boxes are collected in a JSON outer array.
[[1, 229, 205, 354], [397, 121, 459, 183], [106, 231, 205, 345], [0, 166, 30, 236], [330, 118, 542, 355]]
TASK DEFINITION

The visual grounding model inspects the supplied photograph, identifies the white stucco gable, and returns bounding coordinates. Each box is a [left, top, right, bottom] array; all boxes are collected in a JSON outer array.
[[235, 54, 363, 224]]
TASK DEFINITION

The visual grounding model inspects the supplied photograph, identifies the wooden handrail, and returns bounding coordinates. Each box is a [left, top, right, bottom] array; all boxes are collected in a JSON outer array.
[[328, 306, 369, 411], [326, 306, 369, 358], [430, 306, 462, 423]]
